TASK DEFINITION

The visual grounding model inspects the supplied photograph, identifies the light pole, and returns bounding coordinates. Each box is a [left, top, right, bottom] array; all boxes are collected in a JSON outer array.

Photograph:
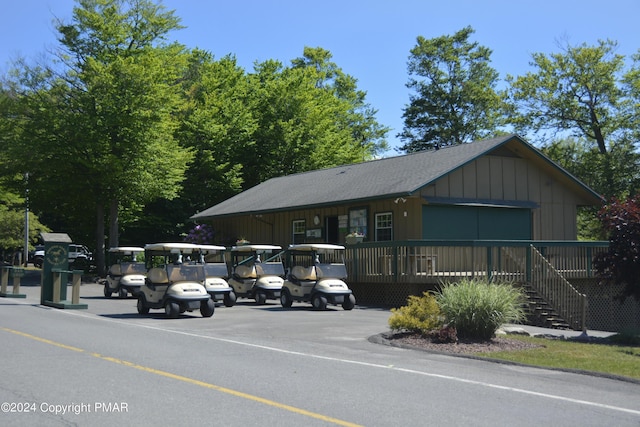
[[23, 173, 29, 267]]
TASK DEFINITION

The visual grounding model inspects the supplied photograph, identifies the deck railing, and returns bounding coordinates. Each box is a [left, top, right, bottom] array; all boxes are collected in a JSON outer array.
[[345, 240, 608, 284], [345, 240, 607, 330], [529, 245, 588, 331]]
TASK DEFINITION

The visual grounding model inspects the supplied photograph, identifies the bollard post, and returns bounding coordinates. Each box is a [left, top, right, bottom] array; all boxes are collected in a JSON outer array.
[[52, 269, 62, 303], [0, 266, 26, 298], [46, 267, 87, 309], [0, 267, 7, 294], [71, 270, 82, 304]]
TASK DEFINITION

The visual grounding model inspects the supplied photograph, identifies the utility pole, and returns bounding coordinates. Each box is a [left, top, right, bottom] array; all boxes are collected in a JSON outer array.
[[23, 173, 29, 267]]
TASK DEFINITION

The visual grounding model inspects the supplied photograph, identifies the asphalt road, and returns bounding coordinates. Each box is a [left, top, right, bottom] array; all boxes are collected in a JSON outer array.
[[1, 275, 639, 426]]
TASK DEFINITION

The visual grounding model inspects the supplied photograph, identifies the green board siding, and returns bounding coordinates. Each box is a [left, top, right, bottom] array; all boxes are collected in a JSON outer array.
[[423, 205, 531, 240]]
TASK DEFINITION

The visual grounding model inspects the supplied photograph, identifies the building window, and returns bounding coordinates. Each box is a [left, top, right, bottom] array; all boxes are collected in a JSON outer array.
[[375, 212, 393, 241], [292, 219, 305, 244], [349, 207, 368, 238]]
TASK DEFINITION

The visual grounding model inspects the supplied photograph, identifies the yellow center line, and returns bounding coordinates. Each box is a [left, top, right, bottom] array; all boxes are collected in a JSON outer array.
[[2, 327, 362, 427]]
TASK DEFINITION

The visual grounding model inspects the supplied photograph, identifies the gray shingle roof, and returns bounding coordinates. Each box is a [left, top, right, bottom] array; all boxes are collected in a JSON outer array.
[[191, 134, 599, 220]]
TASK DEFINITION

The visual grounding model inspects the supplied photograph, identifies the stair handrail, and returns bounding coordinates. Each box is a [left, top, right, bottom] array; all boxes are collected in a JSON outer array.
[[529, 245, 587, 331]]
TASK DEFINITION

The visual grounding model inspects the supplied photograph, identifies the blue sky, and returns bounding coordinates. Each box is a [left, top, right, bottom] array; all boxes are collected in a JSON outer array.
[[2, 0, 638, 155]]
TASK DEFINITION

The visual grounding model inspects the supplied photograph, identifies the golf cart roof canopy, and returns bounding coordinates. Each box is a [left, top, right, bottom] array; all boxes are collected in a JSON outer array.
[[144, 242, 201, 254], [109, 246, 145, 254], [195, 244, 226, 253], [230, 244, 282, 252]]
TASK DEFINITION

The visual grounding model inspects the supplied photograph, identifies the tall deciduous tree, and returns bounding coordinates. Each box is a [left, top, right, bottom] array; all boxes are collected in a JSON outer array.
[[3, 0, 193, 273], [175, 50, 252, 213], [506, 39, 631, 155], [243, 48, 388, 189], [291, 47, 389, 160], [399, 26, 505, 152]]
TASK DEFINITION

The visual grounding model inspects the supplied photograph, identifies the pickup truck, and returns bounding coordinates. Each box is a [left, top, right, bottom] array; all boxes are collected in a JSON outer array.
[[33, 244, 93, 269]]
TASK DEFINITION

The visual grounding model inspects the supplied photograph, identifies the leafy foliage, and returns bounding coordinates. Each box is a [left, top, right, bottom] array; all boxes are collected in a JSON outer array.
[[435, 279, 526, 340], [593, 195, 640, 301], [0, 176, 50, 255], [388, 292, 443, 334], [507, 39, 633, 155], [399, 26, 505, 152], [2, 0, 192, 272]]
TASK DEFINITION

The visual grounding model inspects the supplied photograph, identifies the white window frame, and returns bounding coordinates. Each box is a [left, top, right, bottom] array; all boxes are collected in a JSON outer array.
[[292, 219, 306, 243], [375, 212, 393, 241]]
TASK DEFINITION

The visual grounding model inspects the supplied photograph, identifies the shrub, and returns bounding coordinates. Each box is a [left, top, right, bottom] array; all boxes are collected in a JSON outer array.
[[593, 195, 640, 302], [388, 292, 444, 334], [435, 279, 526, 340], [184, 224, 216, 244]]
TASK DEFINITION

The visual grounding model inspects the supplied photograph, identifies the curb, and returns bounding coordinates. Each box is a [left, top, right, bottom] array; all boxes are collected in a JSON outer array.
[[368, 332, 640, 385]]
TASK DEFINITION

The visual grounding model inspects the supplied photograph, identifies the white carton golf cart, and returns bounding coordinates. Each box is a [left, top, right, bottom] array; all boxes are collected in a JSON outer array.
[[281, 244, 355, 310], [137, 243, 214, 318], [103, 246, 146, 298], [227, 244, 284, 304], [193, 244, 236, 307]]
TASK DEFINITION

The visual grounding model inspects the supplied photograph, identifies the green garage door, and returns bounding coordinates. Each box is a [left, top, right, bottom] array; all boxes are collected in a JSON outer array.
[[422, 205, 531, 240]]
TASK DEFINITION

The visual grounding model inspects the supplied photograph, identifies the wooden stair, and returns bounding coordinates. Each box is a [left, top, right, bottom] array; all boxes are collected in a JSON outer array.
[[522, 284, 571, 330]]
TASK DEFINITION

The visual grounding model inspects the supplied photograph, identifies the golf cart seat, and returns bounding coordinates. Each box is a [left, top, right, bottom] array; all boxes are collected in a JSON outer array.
[[291, 265, 317, 281], [148, 267, 169, 284], [235, 264, 257, 279], [109, 264, 122, 276]]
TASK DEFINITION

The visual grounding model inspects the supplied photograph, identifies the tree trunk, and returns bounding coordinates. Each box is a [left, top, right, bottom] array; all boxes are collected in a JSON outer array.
[[95, 203, 106, 277], [109, 199, 119, 249]]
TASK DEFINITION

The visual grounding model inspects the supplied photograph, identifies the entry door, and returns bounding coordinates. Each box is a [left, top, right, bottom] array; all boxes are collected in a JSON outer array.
[[325, 216, 339, 243]]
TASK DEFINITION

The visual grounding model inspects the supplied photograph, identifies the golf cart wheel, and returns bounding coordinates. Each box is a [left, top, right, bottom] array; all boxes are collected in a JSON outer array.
[[104, 285, 112, 298], [201, 299, 215, 317], [223, 291, 236, 307], [165, 301, 180, 318], [137, 296, 149, 315], [342, 294, 356, 310], [255, 291, 267, 305], [280, 289, 293, 308], [312, 294, 327, 310], [118, 288, 128, 298]]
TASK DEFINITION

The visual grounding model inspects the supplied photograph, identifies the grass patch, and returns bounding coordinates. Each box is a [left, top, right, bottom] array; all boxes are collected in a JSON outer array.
[[476, 335, 640, 380]]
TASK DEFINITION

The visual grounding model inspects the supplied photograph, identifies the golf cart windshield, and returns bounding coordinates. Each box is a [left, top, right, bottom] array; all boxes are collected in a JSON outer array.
[[120, 262, 147, 275], [167, 264, 205, 282], [315, 263, 347, 279], [202, 263, 228, 278], [256, 261, 285, 276]]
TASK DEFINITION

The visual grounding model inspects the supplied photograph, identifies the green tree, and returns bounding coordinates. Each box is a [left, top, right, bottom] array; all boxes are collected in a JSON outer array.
[[242, 48, 388, 189], [507, 41, 640, 241], [291, 47, 389, 160], [176, 50, 252, 213], [3, 0, 193, 273], [399, 26, 505, 152], [623, 50, 640, 143], [507, 40, 630, 155], [0, 175, 50, 262]]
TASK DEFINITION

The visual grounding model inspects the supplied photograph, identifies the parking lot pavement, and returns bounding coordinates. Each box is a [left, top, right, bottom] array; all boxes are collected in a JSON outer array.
[[8, 268, 616, 342]]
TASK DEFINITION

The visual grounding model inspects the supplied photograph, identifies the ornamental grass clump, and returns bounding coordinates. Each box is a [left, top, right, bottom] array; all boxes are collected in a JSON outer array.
[[436, 279, 526, 340], [388, 292, 444, 334]]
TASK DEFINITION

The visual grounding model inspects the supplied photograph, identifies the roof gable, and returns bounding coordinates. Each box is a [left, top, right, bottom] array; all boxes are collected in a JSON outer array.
[[191, 135, 602, 220]]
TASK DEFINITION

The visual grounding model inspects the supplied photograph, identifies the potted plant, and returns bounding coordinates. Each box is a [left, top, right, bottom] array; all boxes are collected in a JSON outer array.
[[345, 232, 364, 245]]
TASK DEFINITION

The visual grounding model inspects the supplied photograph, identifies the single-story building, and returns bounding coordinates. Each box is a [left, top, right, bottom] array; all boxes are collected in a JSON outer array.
[[191, 134, 603, 247]]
